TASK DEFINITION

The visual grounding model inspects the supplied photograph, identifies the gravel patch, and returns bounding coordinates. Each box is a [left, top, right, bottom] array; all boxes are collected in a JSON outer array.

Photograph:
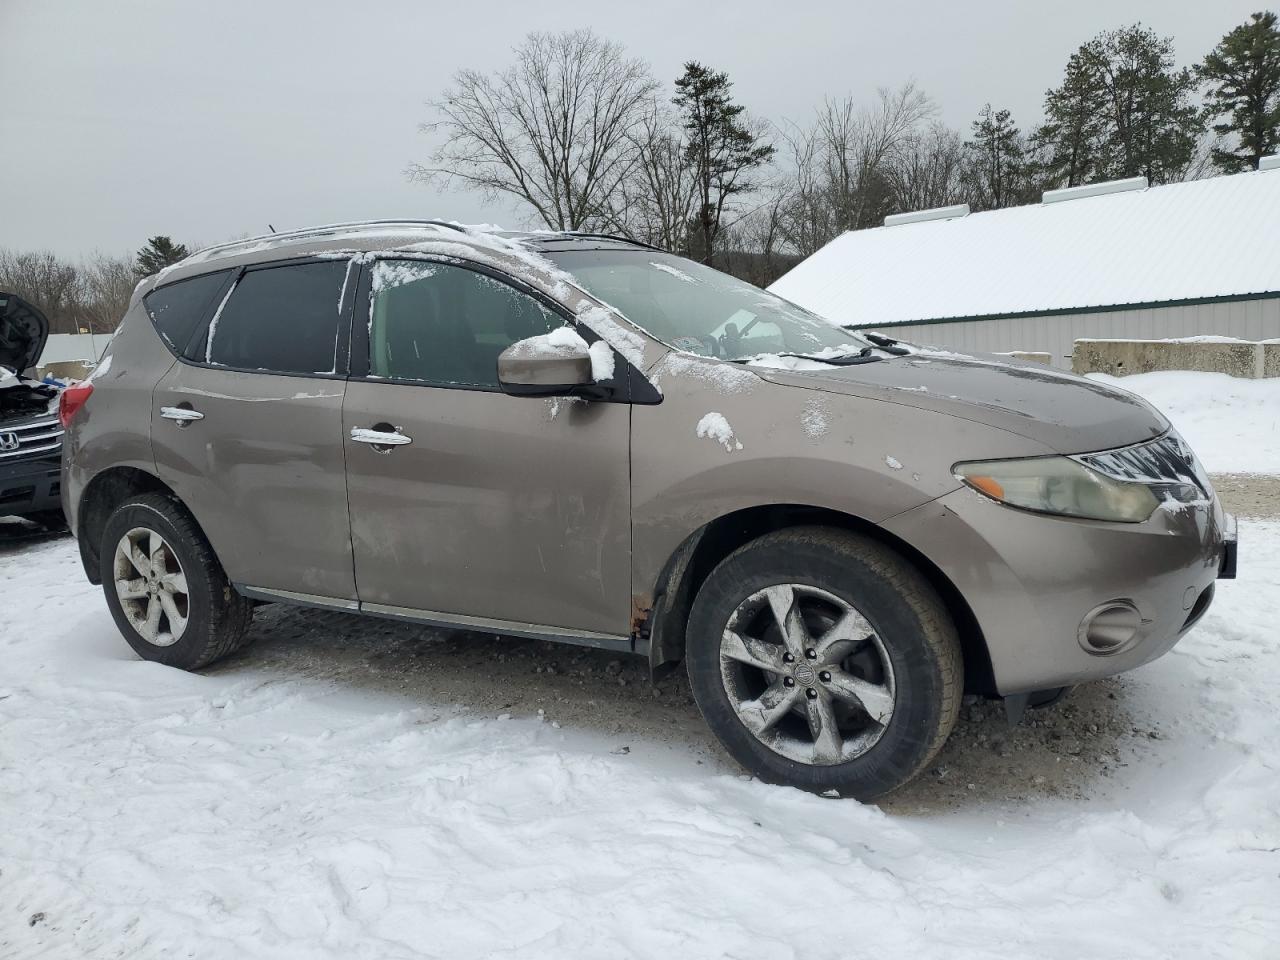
[[1209, 473, 1280, 520]]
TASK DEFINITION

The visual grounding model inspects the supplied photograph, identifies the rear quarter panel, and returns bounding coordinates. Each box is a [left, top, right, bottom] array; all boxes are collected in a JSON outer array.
[[63, 301, 176, 535]]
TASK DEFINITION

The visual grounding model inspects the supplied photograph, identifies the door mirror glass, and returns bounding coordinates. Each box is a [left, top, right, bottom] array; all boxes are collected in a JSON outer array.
[[497, 329, 596, 397]]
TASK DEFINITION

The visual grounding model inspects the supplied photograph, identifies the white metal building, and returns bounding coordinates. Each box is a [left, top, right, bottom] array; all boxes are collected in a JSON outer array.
[[769, 161, 1280, 369]]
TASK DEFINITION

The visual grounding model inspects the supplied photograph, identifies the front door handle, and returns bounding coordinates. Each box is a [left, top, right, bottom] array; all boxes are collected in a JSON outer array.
[[160, 406, 204, 424], [350, 426, 412, 450]]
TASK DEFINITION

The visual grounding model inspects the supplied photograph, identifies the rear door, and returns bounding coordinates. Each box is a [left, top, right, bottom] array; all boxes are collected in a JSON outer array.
[[152, 258, 359, 602], [341, 257, 633, 638]]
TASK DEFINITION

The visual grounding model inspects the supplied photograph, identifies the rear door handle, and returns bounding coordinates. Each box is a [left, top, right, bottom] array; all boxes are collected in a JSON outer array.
[[160, 406, 204, 423], [350, 426, 412, 448]]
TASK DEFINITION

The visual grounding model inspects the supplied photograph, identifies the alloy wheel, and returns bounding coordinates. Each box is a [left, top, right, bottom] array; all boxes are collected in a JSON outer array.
[[719, 583, 895, 765], [113, 526, 190, 646]]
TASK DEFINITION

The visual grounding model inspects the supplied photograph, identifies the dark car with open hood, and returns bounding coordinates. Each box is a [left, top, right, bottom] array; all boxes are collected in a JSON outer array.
[[0, 292, 66, 526]]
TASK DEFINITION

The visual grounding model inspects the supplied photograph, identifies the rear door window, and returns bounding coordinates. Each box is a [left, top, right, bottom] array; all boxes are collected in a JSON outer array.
[[203, 261, 348, 375], [144, 271, 231, 355]]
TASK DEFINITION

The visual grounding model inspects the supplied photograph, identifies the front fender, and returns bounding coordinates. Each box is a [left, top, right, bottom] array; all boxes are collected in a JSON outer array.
[[630, 363, 1052, 598]]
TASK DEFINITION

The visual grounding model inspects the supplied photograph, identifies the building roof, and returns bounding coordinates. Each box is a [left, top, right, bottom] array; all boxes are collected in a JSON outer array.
[[768, 167, 1280, 328]]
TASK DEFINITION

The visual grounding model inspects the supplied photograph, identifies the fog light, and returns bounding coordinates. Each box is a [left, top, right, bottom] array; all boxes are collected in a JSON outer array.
[[1078, 601, 1141, 655]]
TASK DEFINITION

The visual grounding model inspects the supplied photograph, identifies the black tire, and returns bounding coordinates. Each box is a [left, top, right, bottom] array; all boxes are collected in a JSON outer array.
[[686, 526, 962, 800], [99, 492, 255, 670]]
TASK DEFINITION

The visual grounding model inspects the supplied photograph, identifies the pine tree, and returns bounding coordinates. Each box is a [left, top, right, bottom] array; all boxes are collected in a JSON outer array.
[[1081, 25, 1203, 184], [965, 104, 1027, 210], [1198, 11, 1280, 172], [673, 62, 775, 266], [1036, 51, 1107, 187], [135, 236, 191, 277]]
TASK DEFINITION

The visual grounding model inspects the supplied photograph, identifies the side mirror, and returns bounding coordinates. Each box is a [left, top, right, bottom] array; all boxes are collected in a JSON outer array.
[[497, 330, 597, 398]]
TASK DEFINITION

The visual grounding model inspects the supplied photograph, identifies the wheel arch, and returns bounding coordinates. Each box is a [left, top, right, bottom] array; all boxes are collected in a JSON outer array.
[[76, 466, 185, 584], [643, 503, 997, 696]]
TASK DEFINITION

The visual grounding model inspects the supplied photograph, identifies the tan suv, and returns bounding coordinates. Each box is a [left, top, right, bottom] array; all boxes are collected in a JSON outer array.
[[61, 221, 1235, 798]]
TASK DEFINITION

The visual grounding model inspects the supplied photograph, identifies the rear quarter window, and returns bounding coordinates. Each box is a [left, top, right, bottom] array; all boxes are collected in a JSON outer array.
[[143, 271, 232, 355]]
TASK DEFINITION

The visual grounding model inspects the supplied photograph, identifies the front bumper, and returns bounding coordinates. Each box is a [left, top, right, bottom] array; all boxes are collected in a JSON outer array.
[[0, 450, 63, 518], [883, 486, 1231, 695]]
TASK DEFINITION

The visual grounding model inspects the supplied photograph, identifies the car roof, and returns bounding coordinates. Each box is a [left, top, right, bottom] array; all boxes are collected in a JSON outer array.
[[136, 221, 658, 298]]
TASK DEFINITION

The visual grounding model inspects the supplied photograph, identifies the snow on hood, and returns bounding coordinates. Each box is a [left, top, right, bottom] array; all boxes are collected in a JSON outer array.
[[0, 292, 50, 375]]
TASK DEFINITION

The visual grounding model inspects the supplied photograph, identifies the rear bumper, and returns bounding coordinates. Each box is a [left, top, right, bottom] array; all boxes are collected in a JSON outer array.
[[0, 450, 63, 517], [883, 487, 1230, 696]]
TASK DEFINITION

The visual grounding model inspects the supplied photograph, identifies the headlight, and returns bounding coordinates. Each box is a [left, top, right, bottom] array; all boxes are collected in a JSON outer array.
[[953, 455, 1201, 523]]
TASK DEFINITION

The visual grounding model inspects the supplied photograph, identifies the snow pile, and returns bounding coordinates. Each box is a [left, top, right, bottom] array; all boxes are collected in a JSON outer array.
[[1087, 371, 1280, 474], [695, 412, 742, 451], [2, 527, 1279, 957]]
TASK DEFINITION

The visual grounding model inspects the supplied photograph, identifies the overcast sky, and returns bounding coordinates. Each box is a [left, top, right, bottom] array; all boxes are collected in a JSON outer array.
[[0, 0, 1264, 259]]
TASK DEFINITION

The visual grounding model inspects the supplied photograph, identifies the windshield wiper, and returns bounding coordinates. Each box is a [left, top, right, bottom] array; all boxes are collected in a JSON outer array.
[[858, 332, 912, 356], [732, 348, 884, 366]]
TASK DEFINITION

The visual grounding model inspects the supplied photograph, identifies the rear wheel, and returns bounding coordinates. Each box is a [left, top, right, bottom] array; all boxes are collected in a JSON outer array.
[[100, 493, 254, 670], [686, 526, 962, 800]]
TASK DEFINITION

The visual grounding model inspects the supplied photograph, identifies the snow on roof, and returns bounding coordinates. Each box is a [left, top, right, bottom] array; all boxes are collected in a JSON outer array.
[[769, 166, 1280, 328]]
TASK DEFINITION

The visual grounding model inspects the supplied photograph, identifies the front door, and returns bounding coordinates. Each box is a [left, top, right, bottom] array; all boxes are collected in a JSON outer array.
[[342, 258, 632, 638], [152, 258, 358, 601]]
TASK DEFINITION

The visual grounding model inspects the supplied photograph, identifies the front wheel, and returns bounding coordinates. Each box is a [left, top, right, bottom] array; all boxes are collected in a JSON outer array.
[[686, 527, 962, 800], [100, 492, 255, 670]]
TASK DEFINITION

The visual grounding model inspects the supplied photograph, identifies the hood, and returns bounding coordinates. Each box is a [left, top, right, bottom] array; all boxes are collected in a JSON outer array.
[[0, 292, 50, 375], [752, 349, 1168, 455]]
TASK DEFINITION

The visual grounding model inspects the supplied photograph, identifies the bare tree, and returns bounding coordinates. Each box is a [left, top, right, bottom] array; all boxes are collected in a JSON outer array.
[[0, 249, 83, 335], [776, 83, 936, 254], [775, 121, 838, 257], [410, 29, 658, 231], [598, 104, 698, 252], [884, 123, 968, 212], [81, 254, 136, 333], [718, 190, 794, 286], [815, 84, 935, 231]]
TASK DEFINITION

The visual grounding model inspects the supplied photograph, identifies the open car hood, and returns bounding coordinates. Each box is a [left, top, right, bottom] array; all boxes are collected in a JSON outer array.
[[0, 292, 50, 375]]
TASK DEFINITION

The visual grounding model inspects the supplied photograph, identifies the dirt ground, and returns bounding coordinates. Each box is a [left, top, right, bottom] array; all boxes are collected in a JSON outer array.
[[1209, 472, 1280, 520]]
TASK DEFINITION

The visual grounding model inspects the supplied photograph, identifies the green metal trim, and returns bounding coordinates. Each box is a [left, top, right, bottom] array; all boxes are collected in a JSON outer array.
[[845, 289, 1280, 330]]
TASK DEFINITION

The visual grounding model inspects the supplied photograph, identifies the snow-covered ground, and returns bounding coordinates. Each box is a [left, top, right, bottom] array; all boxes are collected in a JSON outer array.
[[1087, 371, 1280, 475], [2, 520, 1278, 959]]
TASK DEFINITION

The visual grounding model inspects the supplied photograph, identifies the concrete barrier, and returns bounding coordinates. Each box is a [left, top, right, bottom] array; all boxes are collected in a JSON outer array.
[[1073, 338, 1275, 378]]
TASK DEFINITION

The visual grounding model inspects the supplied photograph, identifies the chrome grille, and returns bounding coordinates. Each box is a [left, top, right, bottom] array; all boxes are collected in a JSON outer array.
[[1073, 431, 1212, 497], [0, 417, 64, 460]]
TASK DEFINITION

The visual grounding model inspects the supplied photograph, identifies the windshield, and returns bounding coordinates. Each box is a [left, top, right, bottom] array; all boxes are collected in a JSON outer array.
[[544, 249, 869, 361]]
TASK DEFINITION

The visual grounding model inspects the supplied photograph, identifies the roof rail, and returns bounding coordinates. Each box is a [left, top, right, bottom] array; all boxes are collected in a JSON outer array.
[[548, 231, 665, 252], [1041, 176, 1147, 204], [189, 219, 470, 261], [884, 204, 970, 228], [1260, 154, 1280, 171]]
